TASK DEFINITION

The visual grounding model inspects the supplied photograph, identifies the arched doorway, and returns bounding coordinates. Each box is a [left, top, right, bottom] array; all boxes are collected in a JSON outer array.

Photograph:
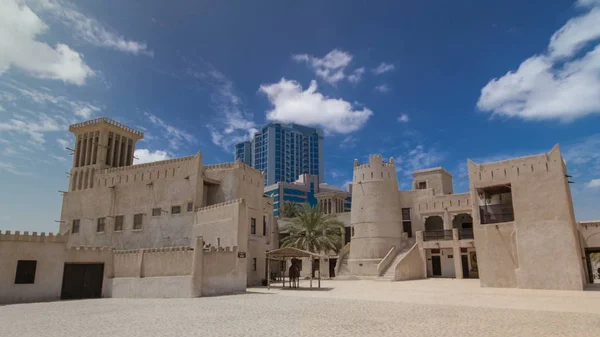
[[424, 216, 443, 231], [452, 213, 473, 230]]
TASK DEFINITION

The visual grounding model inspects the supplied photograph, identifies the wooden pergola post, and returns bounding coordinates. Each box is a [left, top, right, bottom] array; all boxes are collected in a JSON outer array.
[[267, 257, 271, 290], [310, 256, 313, 289]]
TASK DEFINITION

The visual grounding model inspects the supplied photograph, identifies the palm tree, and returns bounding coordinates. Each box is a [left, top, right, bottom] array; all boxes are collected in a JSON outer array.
[[280, 201, 299, 218], [280, 203, 345, 253]]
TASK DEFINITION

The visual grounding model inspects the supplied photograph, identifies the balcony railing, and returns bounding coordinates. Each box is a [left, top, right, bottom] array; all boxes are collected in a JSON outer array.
[[458, 229, 474, 240], [423, 230, 453, 241], [479, 205, 514, 224]]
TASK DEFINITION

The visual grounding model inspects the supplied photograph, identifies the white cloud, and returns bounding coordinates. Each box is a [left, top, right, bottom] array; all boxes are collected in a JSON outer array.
[[563, 134, 600, 167], [293, 49, 354, 84], [260, 78, 373, 134], [0, 0, 94, 85], [340, 135, 358, 149], [73, 104, 99, 118], [0, 162, 33, 176], [30, 0, 152, 56], [133, 149, 170, 164], [375, 84, 390, 93], [548, 8, 600, 59], [144, 112, 196, 150], [348, 67, 365, 84], [3, 147, 17, 156], [0, 114, 61, 145], [397, 114, 409, 123], [395, 145, 445, 177], [373, 62, 395, 75], [188, 68, 256, 151], [56, 138, 69, 148], [477, 3, 600, 121], [586, 179, 600, 188], [50, 154, 67, 162]]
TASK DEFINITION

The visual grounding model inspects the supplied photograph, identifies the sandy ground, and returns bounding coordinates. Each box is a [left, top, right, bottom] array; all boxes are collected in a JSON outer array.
[[2, 279, 600, 337]]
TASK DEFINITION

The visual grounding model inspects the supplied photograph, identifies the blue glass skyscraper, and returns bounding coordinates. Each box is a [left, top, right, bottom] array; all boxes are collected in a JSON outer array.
[[234, 123, 324, 186]]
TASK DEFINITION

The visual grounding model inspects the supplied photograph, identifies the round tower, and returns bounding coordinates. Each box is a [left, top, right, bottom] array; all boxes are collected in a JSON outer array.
[[349, 154, 403, 275]]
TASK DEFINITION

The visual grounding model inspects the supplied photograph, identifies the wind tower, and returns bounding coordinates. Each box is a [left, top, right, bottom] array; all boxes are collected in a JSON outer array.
[[67, 117, 143, 191]]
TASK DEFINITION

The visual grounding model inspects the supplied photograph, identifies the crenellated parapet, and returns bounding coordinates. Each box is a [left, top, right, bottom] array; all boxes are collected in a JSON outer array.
[[204, 245, 238, 253], [69, 117, 144, 138], [114, 246, 193, 254], [0, 230, 68, 243], [195, 198, 244, 213], [69, 245, 113, 251], [353, 154, 398, 185], [467, 144, 564, 185], [204, 162, 238, 171], [99, 155, 196, 174], [353, 154, 396, 171]]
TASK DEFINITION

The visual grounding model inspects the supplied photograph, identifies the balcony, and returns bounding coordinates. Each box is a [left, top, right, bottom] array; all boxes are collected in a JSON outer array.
[[423, 229, 453, 241], [458, 228, 474, 240], [479, 205, 514, 224]]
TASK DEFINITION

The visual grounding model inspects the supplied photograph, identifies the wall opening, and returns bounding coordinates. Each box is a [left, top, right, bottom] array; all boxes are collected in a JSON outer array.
[[477, 184, 514, 224]]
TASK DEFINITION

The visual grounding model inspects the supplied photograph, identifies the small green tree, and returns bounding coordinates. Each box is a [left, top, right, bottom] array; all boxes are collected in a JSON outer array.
[[280, 203, 344, 253], [280, 201, 299, 218]]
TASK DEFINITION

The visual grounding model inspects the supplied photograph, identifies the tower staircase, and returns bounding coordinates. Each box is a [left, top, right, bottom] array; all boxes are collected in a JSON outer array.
[[377, 237, 416, 281]]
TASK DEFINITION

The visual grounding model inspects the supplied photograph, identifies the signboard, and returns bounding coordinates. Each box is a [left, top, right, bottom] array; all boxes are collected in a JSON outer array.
[[237, 252, 246, 258]]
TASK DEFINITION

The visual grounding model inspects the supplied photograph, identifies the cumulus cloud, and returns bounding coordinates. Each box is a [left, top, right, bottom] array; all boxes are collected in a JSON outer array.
[[397, 114, 409, 123], [477, 3, 600, 121], [0, 0, 94, 85], [293, 49, 354, 84], [586, 179, 600, 188], [259, 78, 373, 134], [373, 62, 395, 75], [133, 149, 170, 164], [30, 0, 152, 56], [375, 84, 390, 93]]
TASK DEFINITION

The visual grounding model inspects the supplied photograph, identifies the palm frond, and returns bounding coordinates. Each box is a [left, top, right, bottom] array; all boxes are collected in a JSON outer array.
[[280, 203, 345, 253]]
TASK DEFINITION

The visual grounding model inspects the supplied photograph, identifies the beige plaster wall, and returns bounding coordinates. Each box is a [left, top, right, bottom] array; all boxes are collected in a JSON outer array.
[[394, 244, 425, 281], [0, 231, 112, 304], [202, 247, 246, 296], [112, 276, 192, 298], [468, 145, 585, 290], [580, 222, 600, 248], [61, 155, 203, 249], [412, 168, 453, 196], [142, 248, 193, 277]]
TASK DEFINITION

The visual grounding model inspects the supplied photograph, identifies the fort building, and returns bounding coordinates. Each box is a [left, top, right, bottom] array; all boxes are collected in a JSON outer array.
[[1, 118, 599, 305], [1, 118, 278, 304], [334, 146, 595, 290]]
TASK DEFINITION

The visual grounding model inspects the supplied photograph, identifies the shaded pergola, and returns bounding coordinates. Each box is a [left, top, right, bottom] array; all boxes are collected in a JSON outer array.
[[266, 247, 324, 290]]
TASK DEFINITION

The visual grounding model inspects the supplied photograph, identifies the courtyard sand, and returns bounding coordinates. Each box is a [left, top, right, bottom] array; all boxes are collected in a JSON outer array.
[[2, 279, 599, 337]]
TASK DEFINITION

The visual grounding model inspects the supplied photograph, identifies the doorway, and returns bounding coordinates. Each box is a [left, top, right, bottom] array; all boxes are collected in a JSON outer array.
[[312, 259, 320, 278], [585, 248, 600, 283], [61, 263, 104, 300], [431, 256, 441, 276], [329, 258, 337, 278], [461, 255, 469, 278]]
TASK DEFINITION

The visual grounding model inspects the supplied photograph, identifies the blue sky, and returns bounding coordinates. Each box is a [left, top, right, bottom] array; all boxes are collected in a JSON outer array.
[[1, 0, 600, 233]]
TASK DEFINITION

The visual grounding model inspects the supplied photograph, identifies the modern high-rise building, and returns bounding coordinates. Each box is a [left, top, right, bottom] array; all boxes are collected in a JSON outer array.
[[234, 123, 324, 186]]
